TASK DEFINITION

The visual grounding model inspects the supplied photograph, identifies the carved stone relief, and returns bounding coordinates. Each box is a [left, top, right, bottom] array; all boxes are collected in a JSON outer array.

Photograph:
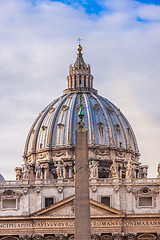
[[23, 188, 28, 195], [55, 235, 66, 240], [34, 186, 41, 194], [1, 237, 20, 240], [37, 153, 47, 160], [92, 234, 100, 240], [91, 186, 97, 193], [115, 152, 125, 158], [125, 233, 136, 240], [0, 189, 23, 198], [133, 187, 159, 196], [100, 234, 112, 240], [112, 233, 124, 240], [44, 237, 56, 240], [32, 235, 44, 240], [57, 186, 63, 194], [137, 234, 157, 240], [20, 236, 32, 240], [54, 151, 66, 157], [95, 150, 110, 156], [126, 186, 132, 193]]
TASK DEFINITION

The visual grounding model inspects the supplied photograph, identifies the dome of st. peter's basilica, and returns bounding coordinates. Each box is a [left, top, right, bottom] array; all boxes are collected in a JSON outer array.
[[15, 44, 147, 181]]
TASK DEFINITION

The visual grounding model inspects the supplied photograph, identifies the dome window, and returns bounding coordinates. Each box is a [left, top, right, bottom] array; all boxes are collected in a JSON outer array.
[[62, 105, 68, 111], [115, 124, 120, 133], [57, 123, 64, 129], [141, 187, 150, 194], [49, 107, 55, 113], [93, 104, 99, 111], [107, 107, 113, 113], [97, 122, 103, 136], [42, 126, 47, 131]]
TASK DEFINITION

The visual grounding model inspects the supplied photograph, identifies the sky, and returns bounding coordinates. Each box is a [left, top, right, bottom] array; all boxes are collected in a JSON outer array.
[[0, 0, 160, 179]]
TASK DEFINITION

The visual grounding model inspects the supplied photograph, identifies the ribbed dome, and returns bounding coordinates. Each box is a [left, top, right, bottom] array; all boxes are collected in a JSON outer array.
[[23, 44, 140, 171], [0, 174, 5, 181], [24, 91, 139, 156]]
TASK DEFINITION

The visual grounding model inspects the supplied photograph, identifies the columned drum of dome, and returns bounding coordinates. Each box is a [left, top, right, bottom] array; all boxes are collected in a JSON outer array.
[[18, 44, 148, 181]]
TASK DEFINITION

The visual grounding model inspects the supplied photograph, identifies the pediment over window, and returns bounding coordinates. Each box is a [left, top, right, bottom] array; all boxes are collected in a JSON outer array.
[[0, 190, 23, 198], [133, 187, 159, 196]]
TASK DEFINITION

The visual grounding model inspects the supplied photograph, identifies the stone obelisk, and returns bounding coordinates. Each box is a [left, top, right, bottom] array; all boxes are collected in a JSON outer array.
[[75, 91, 91, 240]]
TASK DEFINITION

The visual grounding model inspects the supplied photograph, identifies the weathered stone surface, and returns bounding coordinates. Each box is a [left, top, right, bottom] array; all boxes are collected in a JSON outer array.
[[75, 126, 91, 240]]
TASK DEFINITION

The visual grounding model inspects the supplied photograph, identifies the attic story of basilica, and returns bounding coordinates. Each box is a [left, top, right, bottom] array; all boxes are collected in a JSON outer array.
[[0, 43, 160, 240]]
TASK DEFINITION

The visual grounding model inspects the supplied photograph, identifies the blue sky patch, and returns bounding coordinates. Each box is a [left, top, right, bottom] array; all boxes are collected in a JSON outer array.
[[27, 0, 160, 15]]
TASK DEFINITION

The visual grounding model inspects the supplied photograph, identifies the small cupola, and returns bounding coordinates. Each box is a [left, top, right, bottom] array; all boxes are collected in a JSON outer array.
[[64, 43, 97, 94]]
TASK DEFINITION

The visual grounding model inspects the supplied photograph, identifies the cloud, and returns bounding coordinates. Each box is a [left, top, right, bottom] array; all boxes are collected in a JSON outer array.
[[137, 4, 160, 20], [0, 0, 160, 179]]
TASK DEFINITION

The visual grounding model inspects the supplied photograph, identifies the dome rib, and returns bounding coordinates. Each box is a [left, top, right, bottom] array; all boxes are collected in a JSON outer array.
[[31, 99, 60, 152], [103, 98, 132, 150], [47, 94, 71, 147], [68, 93, 77, 145], [91, 93, 115, 147], [24, 92, 139, 155], [24, 113, 42, 156], [83, 93, 94, 145], [120, 111, 139, 152]]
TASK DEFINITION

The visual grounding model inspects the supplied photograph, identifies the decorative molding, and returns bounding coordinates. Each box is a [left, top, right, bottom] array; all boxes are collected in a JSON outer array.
[[44, 237, 56, 240], [100, 235, 112, 240], [126, 186, 132, 193], [32, 235, 44, 240], [133, 187, 159, 196], [125, 233, 136, 240], [114, 185, 120, 192], [92, 234, 100, 240], [95, 150, 110, 156], [55, 235, 66, 240], [91, 186, 97, 193], [55, 151, 66, 157], [0, 190, 23, 198], [37, 153, 47, 160], [112, 233, 124, 240], [57, 187, 63, 194], [23, 188, 28, 195], [20, 235, 32, 240], [35, 187, 41, 194], [116, 151, 125, 158]]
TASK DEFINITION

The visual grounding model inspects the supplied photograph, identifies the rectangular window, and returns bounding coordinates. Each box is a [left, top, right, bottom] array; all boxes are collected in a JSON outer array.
[[139, 197, 152, 207], [101, 197, 110, 207], [45, 198, 54, 207], [2, 199, 16, 209]]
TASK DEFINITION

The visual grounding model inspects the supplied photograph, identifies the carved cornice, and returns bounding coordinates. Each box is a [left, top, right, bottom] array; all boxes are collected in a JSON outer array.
[[133, 187, 159, 196]]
